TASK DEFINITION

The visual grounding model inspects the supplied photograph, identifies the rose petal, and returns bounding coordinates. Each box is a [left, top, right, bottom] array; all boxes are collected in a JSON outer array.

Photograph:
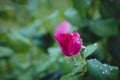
[[54, 20, 71, 41], [68, 31, 82, 56], [57, 33, 72, 56]]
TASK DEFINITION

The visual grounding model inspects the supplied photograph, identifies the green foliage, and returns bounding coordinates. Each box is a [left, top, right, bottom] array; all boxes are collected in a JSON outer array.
[[60, 46, 119, 80], [87, 59, 119, 80], [72, 0, 92, 19], [64, 7, 81, 26], [60, 73, 74, 80], [60, 61, 87, 80], [5, 31, 31, 52], [72, 61, 87, 74], [0, 0, 120, 80], [0, 46, 14, 58], [60, 43, 97, 80], [12, 0, 28, 5], [89, 18, 119, 37], [82, 43, 98, 58]]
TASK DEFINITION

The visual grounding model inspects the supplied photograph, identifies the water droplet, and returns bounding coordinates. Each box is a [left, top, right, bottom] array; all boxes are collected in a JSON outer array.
[[94, 43, 97, 46], [102, 70, 109, 76], [74, 63, 78, 66], [103, 64, 107, 67], [102, 71, 105, 74], [84, 50, 87, 52], [105, 70, 108, 73]]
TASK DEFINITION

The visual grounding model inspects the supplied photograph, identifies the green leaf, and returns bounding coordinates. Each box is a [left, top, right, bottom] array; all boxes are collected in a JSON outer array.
[[72, 61, 87, 74], [60, 43, 98, 78], [36, 53, 58, 74], [60, 73, 74, 80], [11, 53, 31, 70], [0, 46, 14, 58], [48, 47, 61, 57], [89, 19, 119, 37], [64, 7, 81, 26], [12, 0, 28, 5], [18, 69, 33, 80], [60, 61, 87, 80], [87, 59, 119, 80], [5, 31, 31, 53], [72, 0, 92, 19], [82, 43, 98, 58]]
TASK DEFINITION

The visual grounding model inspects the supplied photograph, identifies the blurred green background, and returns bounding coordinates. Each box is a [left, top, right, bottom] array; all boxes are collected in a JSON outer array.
[[0, 0, 120, 80]]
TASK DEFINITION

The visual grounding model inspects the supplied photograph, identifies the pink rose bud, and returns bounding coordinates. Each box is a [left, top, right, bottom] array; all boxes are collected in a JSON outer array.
[[54, 21, 82, 57]]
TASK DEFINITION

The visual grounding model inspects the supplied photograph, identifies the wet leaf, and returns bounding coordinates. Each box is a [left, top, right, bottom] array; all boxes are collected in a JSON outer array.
[[82, 43, 98, 58], [87, 59, 119, 80], [60, 73, 74, 80], [72, 61, 87, 74], [60, 61, 87, 80]]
